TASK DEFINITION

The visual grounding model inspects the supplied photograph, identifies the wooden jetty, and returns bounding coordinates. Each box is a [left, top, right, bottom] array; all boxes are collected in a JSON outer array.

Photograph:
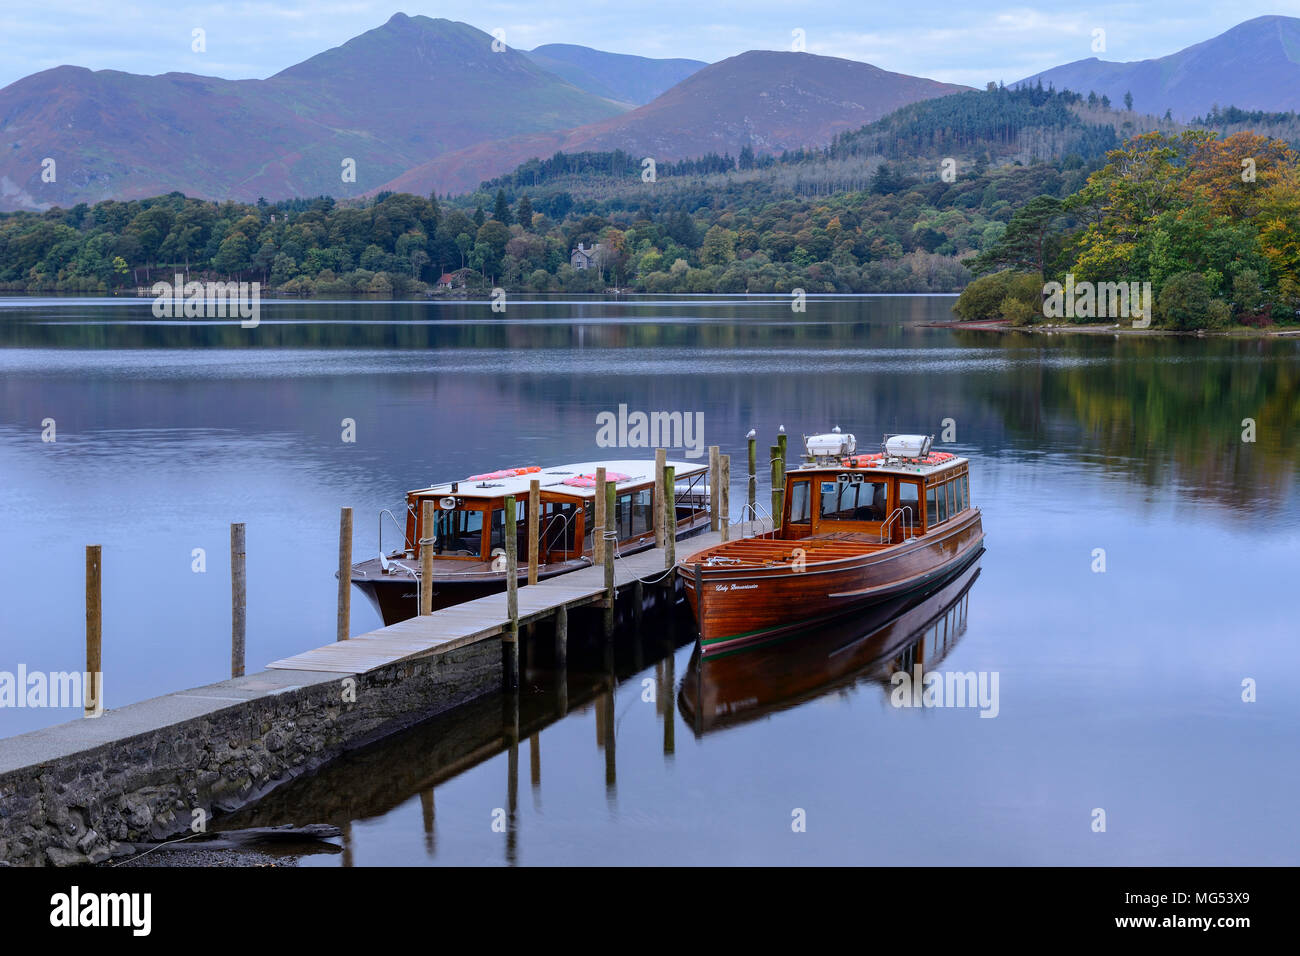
[[267, 523, 767, 675]]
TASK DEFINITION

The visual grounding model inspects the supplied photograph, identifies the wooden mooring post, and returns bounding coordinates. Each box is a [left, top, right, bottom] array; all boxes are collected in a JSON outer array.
[[653, 447, 666, 548], [662, 464, 676, 571], [708, 445, 720, 531], [504, 495, 519, 688], [527, 479, 540, 586], [336, 507, 352, 642], [603, 479, 616, 635], [84, 545, 102, 717], [594, 466, 607, 566], [420, 500, 435, 615], [720, 454, 731, 542], [747, 431, 757, 515], [554, 603, 567, 667], [769, 445, 781, 525], [230, 523, 246, 679]]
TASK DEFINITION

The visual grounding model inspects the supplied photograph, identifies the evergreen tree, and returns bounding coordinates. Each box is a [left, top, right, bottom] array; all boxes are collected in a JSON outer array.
[[493, 188, 512, 225], [516, 194, 533, 230]]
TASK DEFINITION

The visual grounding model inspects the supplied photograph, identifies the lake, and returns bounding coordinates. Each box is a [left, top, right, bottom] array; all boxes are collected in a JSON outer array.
[[1, 294, 1297, 865]]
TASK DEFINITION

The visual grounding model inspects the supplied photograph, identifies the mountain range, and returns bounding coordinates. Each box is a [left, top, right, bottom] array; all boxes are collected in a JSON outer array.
[[1015, 16, 1300, 119], [1, 13, 1299, 211], [377, 51, 969, 197]]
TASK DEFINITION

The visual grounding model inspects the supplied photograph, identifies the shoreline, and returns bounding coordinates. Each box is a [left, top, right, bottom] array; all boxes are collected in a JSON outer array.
[[926, 318, 1300, 338]]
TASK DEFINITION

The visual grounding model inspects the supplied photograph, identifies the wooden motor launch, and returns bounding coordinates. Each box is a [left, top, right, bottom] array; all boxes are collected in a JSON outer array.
[[677, 429, 985, 655], [351, 458, 711, 625]]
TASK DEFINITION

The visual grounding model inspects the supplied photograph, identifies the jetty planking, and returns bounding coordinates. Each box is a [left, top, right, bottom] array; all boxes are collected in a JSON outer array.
[[268, 524, 765, 675]]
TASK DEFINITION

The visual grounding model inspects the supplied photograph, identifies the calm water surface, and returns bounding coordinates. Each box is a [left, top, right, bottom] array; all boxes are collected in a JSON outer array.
[[1, 295, 1297, 865]]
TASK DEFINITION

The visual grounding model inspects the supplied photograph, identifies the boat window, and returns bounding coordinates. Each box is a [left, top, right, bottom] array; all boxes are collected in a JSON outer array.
[[631, 487, 653, 537], [963, 474, 970, 510], [820, 478, 888, 521], [937, 481, 949, 523], [897, 481, 920, 528], [434, 507, 484, 557], [583, 501, 595, 554], [788, 480, 811, 523], [613, 490, 648, 539], [953, 474, 965, 513], [488, 501, 528, 558], [926, 484, 940, 529]]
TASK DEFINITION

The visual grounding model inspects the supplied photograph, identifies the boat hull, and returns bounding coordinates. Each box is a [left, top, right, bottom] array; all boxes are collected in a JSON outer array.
[[678, 555, 982, 731], [679, 510, 984, 655]]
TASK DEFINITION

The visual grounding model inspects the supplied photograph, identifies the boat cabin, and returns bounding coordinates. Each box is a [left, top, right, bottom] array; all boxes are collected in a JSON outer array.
[[398, 459, 710, 566], [780, 451, 971, 543]]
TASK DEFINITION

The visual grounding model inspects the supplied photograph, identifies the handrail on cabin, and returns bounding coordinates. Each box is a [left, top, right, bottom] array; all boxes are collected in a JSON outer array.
[[880, 506, 914, 543], [378, 508, 410, 556]]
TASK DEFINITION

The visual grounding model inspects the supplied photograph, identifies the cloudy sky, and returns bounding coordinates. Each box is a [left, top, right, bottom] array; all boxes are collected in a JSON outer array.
[[1, 1, 1296, 89]]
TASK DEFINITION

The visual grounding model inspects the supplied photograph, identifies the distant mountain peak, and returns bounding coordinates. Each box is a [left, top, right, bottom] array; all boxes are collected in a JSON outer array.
[[1016, 15, 1300, 118]]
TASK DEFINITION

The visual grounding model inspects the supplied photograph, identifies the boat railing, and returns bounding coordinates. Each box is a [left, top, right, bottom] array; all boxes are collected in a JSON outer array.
[[377, 508, 411, 557], [880, 506, 915, 543], [540, 509, 581, 558], [734, 501, 774, 539], [672, 474, 709, 529]]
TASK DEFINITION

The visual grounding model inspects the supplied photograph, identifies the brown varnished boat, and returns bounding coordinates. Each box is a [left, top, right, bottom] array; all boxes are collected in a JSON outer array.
[[678, 555, 981, 733], [677, 430, 984, 654]]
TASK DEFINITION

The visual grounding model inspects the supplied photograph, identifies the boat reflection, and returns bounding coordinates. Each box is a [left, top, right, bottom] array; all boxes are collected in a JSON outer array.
[[678, 553, 982, 736]]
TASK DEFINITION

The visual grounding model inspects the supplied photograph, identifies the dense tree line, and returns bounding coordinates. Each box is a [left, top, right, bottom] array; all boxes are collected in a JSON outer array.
[[955, 130, 1300, 329], [0, 159, 1091, 296]]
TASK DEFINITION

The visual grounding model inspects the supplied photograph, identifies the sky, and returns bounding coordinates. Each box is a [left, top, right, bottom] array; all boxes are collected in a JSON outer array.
[[0, 1, 1297, 89]]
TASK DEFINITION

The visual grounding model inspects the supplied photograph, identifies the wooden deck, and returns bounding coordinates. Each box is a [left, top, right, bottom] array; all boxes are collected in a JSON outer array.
[[267, 523, 769, 675]]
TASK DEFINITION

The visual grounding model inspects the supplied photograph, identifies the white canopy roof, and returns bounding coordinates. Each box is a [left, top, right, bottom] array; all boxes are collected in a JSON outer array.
[[409, 459, 708, 501]]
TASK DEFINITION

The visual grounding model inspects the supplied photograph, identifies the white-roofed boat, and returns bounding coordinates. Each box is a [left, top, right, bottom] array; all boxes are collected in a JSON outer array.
[[352, 458, 710, 624]]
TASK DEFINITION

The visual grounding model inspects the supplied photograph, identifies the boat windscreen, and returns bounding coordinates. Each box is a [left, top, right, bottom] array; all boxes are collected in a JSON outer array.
[[433, 507, 484, 557]]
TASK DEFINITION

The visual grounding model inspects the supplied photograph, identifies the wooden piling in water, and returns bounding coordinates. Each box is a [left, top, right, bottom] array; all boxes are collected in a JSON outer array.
[[708, 445, 720, 531], [663, 464, 676, 571], [720, 454, 731, 542], [770, 445, 783, 525], [653, 448, 666, 548], [776, 431, 787, 525], [603, 479, 616, 635], [85, 545, 102, 717], [594, 466, 607, 566], [748, 433, 757, 514], [504, 495, 519, 688], [527, 479, 540, 586], [554, 603, 567, 667], [230, 524, 245, 679], [337, 507, 352, 643], [420, 500, 435, 616]]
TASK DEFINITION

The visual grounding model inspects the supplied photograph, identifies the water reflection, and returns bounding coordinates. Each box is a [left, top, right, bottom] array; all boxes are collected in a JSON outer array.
[[679, 556, 982, 734], [220, 561, 985, 864], [221, 600, 692, 864]]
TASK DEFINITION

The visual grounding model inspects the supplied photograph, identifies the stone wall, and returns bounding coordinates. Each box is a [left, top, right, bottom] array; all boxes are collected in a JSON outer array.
[[0, 638, 500, 866]]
